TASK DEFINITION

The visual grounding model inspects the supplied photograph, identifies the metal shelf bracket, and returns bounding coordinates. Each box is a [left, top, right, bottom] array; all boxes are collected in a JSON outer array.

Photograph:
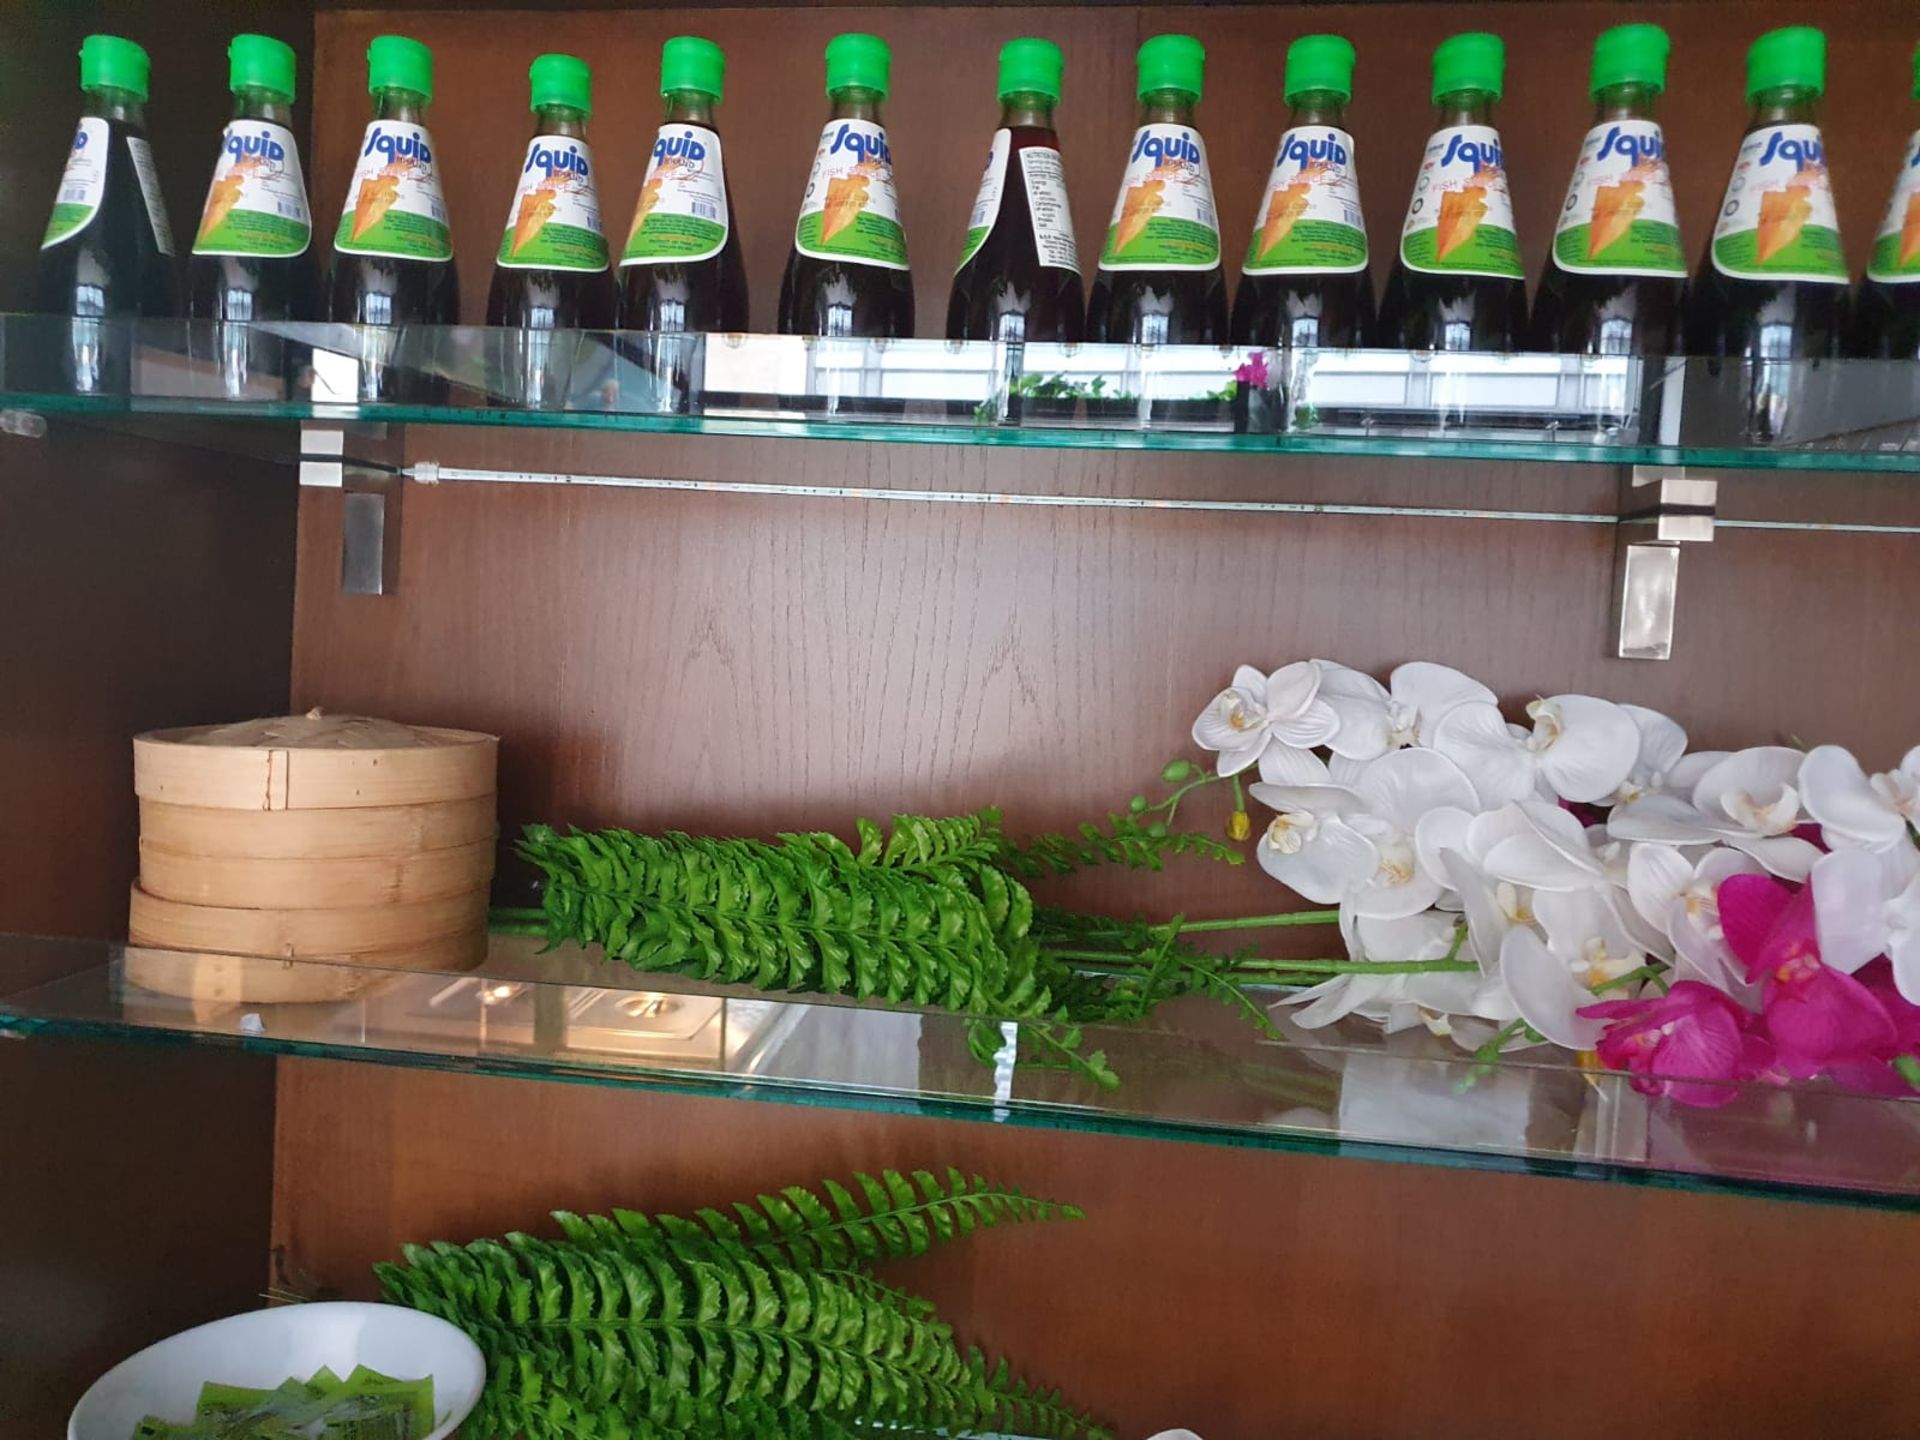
[[1612, 464, 1716, 661], [300, 422, 406, 596]]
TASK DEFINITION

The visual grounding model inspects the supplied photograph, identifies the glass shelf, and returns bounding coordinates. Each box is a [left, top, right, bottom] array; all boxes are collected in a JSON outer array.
[[5, 933, 1919, 1211], [3, 314, 1918, 472]]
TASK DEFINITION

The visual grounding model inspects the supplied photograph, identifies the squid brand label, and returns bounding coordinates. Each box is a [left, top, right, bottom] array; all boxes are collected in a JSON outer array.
[[1243, 125, 1366, 275], [623, 124, 729, 265], [1398, 124, 1522, 278], [496, 134, 608, 271], [333, 121, 452, 261], [1867, 129, 1920, 283], [1099, 124, 1220, 270], [194, 121, 311, 257], [792, 119, 907, 269], [1550, 119, 1684, 276], [42, 118, 109, 247], [1710, 123, 1845, 284]]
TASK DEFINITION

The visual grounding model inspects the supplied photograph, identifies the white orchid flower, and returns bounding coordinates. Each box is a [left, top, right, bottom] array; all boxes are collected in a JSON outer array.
[[1431, 694, 1641, 807], [1799, 744, 1920, 853], [1189, 661, 1337, 783], [1311, 660, 1497, 763], [1607, 746, 1821, 880], [1811, 842, 1920, 1001], [1413, 803, 1579, 969], [1253, 749, 1477, 918], [1279, 909, 1517, 1039], [1624, 844, 1763, 998], [1613, 705, 1688, 805], [1498, 888, 1648, 1050]]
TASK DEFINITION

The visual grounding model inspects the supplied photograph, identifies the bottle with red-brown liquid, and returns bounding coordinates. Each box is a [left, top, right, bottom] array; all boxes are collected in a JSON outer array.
[[1231, 34, 1373, 350], [777, 33, 913, 338], [1852, 43, 1920, 359], [1529, 24, 1686, 356], [946, 38, 1083, 343], [1088, 34, 1227, 344]]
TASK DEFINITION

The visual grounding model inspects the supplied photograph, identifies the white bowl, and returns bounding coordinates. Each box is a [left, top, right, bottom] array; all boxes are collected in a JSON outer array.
[[69, 1301, 485, 1440]]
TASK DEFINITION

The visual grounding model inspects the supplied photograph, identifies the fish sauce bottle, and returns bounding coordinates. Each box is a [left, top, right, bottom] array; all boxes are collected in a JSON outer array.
[[188, 34, 314, 396], [619, 36, 748, 333], [777, 33, 913, 338], [1685, 27, 1847, 360], [1852, 43, 1920, 359], [946, 38, 1084, 343], [486, 53, 613, 407], [36, 34, 180, 394], [327, 34, 458, 401], [1231, 33, 1373, 350], [1529, 24, 1686, 356], [1088, 34, 1227, 344], [1376, 32, 1526, 351]]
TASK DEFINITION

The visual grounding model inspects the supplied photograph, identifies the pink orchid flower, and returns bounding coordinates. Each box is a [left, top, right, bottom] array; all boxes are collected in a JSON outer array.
[[1233, 352, 1270, 389], [1718, 874, 1898, 1081], [1580, 981, 1762, 1108]]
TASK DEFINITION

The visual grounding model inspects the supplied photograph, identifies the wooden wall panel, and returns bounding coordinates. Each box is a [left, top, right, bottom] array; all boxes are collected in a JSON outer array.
[[310, 1, 1919, 331], [275, 1060, 1920, 1440]]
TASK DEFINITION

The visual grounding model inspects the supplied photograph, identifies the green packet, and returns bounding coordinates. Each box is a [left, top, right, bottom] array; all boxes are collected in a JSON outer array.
[[133, 1362, 434, 1440]]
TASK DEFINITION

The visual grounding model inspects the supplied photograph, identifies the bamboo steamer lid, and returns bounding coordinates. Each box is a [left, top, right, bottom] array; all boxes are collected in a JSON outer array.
[[133, 711, 497, 811], [139, 796, 497, 859], [139, 837, 496, 909], [123, 929, 487, 1004], [129, 883, 488, 958]]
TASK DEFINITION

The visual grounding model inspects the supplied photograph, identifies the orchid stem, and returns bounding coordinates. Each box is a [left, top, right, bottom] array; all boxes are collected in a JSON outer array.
[[1048, 950, 1478, 977], [1895, 1055, 1920, 1091], [490, 907, 546, 923], [1591, 964, 1668, 996], [1155, 911, 1341, 934]]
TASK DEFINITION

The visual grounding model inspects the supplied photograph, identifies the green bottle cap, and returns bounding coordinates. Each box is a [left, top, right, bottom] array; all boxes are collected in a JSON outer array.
[[661, 36, 725, 101], [79, 34, 150, 101], [1137, 33, 1204, 100], [1589, 23, 1668, 96], [229, 34, 297, 100], [825, 33, 890, 97], [1431, 31, 1504, 103], [1284, 34, 1356, 103], [997, 38, 1063, 103], [529, 53, 590, 113], [1745, 26, 1825, 100], [367, 34, 433, 100]]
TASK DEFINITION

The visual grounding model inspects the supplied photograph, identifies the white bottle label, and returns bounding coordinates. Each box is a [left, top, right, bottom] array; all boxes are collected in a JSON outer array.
[[333, 120, 452, 261], [126, 136, 175, 255], [1242, 125, 1366, 275], [496, 134, 608, 271], [1550, 119, 1685, 276], [42, 118, 109, 247], [1398, 124, 1521, 278], [1099, 124, 1220, 270], [193, 120, 312, 258], [1019, 146, 1080, 273], [1709, 122, 1846, 284], [622, 124, 729, 266], [792, 118, 908, 270], [1867, 127, 1920, 284], [955, 129, 1009, 271]]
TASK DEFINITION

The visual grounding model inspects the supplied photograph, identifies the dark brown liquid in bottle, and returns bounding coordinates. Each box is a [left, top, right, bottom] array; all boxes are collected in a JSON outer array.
[[326, 86, 459, 403], [1088, 90, 1227, 344], [777, 87, 913, 338], [1376, 91, 1527, 351], [1529, 84, 1683, 356], [189, 86, 315, 397], [1230, 93, 1374, 349], [486, 105, 614, 408], [946, 96, 1085, 343], [36, 87, 180, 393], [619, 94, 748, 333], [1684, 87, 1845, 359]]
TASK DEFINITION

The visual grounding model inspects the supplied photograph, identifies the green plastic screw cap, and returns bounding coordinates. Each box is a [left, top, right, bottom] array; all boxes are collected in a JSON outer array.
[[661, 36, 725, 101], [367, 34, 434, 100], [825, 33, 890, 97], [1285, 34, 1356, 103], [80, 34, 150, 101], [998, 38, 1063, 104], [229, 35, 296, 99], [1431, 31, 1504, 103], [1137, 33, 1205, 100], [530, 53, 591, 113], [1746, 26, 1825, 100], [1589, 23, 1669, 96]]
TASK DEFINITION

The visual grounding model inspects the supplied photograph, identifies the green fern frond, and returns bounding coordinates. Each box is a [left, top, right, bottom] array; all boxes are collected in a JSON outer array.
[[998, 813, 1243, 879]]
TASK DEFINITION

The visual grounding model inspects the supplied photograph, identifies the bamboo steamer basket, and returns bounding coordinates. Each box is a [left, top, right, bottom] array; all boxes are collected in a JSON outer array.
[[123, 930, 490, 1005], [133, 712, 496, 811], [129, 884, 490, 958], [138, 837, 497, 909], [139, 795, 496, 859]]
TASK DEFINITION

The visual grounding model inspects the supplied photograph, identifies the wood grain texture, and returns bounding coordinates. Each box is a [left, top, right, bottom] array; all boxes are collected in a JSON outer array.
[[273, 1059, 1920, 1440], [310, 1, 1920, 331]]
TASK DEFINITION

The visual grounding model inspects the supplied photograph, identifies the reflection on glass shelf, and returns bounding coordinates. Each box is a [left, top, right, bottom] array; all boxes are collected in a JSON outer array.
[[4, 933, 1919, 1210], [2, 314, 1918, 471]]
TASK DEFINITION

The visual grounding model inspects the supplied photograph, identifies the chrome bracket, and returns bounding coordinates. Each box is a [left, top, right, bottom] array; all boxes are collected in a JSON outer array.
[[1612, 464, 1716, 661], [300, 422, 405, 595]]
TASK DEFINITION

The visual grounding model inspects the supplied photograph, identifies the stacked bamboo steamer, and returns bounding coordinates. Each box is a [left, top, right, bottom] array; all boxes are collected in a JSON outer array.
[[129, 711, 498, 1001]]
